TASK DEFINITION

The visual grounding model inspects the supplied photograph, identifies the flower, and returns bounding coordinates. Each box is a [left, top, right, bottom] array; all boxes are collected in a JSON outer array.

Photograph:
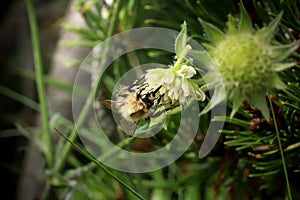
[[200, 4, 300, 119], [144, 65, 205, 105], [143, 24, 205, 108], [177, 65, 197, 78]]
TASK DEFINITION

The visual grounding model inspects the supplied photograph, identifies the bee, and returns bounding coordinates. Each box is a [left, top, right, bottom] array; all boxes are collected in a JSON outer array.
[[100, 76, 163, 124]]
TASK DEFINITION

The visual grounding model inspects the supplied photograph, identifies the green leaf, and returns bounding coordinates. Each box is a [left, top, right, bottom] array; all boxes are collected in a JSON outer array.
[[239, 1, 254, 33], [62, 22, 104, 40], [227, 15, 238, 34], [271, 41, 300, 62], [184, 184, 200, 200], [198, 18, 225, 45], [0, 85, 40, 112], [248, 92, 270, 121], [230, 92, 244, 118], [283, 90, 300, 102], [273, 62, 296, 72], [270, 75, 287, 90], [16, 68, 74, 94], [213, 116, 251, 127], [25, 0, 53, 167], [55, 128, 146, 200], [61, 40, 99, 47], [175, 21, 188, 56], [256, 12, 283, 43]]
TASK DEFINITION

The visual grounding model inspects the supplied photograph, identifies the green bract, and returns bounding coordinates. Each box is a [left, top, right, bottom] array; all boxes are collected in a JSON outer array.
[[201, 5, 299, 119]]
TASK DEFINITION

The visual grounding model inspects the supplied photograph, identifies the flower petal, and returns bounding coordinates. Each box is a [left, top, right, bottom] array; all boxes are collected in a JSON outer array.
[[177, 65, 196, 78]]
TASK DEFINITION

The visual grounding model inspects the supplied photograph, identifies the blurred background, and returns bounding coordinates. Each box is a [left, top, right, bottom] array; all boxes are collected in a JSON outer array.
[[1, 0, 299, 199], [0, 1, 69, 199]]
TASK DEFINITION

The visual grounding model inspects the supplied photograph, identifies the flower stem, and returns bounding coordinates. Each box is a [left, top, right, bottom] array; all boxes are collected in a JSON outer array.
[[268, 93, 292, 200], [25, 0, 53, 167], [174, 45, 192, 68]]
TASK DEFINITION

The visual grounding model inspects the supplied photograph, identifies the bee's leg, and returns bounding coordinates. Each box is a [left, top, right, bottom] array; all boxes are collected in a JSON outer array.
[[149, 106, 163, 118], [156, 94, 163, 104], [148, 85, 162, 101], [153, 85, 162, 95], [130, 75, 145, 87], [127, 75, 146, 92], [148, 104, 167, 118], [135, 83, 148, 98]]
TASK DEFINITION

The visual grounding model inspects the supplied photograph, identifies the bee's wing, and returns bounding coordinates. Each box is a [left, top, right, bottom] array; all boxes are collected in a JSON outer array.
[[119, 118, 137, 136], [100, 99, 137, 136]]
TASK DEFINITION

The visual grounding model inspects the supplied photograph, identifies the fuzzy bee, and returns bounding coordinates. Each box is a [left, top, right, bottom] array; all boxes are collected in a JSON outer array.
[[100, 76, 164, 124]]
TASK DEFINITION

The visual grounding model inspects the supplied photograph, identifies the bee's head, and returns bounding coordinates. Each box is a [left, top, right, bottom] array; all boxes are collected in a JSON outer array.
[[136, 85, 162, 108], [140, 94, 154, 108]]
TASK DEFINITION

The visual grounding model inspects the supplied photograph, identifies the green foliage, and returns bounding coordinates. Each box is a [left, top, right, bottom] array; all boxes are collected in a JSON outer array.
[[25, 0, 53, 167], [2, 0, 298, 199]]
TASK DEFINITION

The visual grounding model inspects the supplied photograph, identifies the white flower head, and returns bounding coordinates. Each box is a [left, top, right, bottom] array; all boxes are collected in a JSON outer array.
[[144, 66, 205, 105], [177, 65, 197, 78]]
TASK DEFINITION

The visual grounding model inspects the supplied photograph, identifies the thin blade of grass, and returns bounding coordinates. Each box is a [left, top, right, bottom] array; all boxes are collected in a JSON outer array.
[[268, 92, 292, 200], [54, 128, 145, 200], [25, 0, 53, 167]]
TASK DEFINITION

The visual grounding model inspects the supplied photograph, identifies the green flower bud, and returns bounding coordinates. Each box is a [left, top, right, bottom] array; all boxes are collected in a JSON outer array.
[[201, 5, 299, 119]]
